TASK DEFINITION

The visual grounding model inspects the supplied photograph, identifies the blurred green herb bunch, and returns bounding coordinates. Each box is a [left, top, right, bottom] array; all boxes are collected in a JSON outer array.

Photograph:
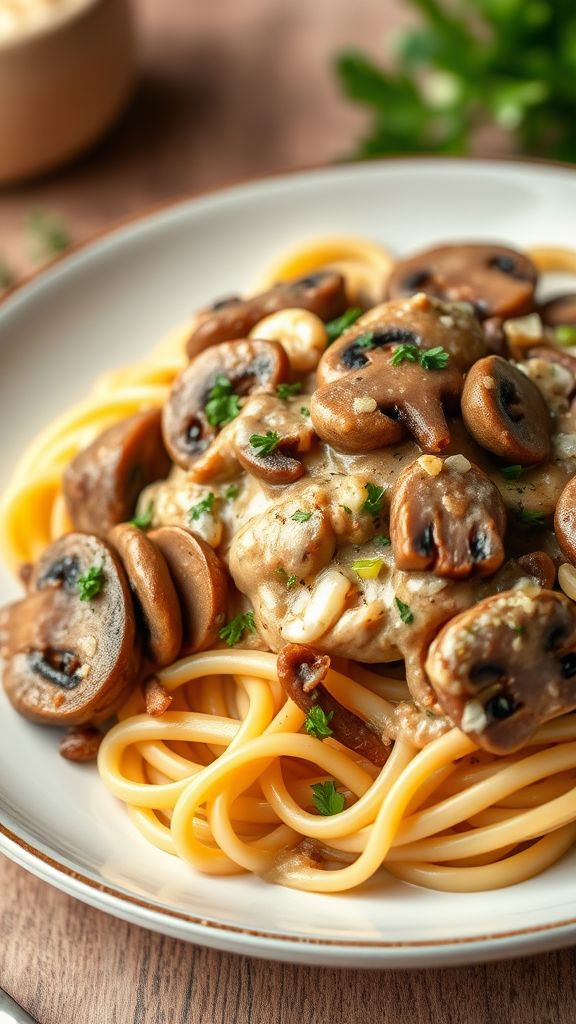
[[336, 0, 576, 162]]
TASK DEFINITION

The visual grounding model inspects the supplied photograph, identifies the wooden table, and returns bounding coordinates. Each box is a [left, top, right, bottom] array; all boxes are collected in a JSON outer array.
[[0, 1, 573, 1021]]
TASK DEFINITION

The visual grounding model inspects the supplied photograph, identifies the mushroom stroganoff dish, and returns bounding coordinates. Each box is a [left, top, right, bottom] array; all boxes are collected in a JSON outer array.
[[3, 236, 576, 894]]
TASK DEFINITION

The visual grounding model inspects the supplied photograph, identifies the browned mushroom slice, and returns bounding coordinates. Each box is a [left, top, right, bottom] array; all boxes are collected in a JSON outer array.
[[387, 243, 537, 320], [540, 294, 576, 328], [517, 551, 556, 589], [389, 457, 506, 579], [63, 410, 170, 535], [186, 271, 347, 358], [277, 644, 390, 766], [162, 339, 290, 470], [0, 533, 139, 726], [148, 526, 228, 653], [461, 356, 550, 465], [317, 293, 486, 386], [234, 417, 306, 484], [525, 345, 576, 380], [425, 588, 576, 754], [109, 524, 183, 667], [311, 349, 463, 454], [554, 476, 576, 565], [59, 726, 103, 762]]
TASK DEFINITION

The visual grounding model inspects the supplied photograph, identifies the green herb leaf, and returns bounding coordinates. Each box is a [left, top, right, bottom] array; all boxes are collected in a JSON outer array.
[[311, 780, 345, 816], [224, 484, 240, 501], [352, 557, 384, 579], [326, 307, 363, 344], [361, 482, 385, 518], [218, 611, 257, 647], [249, 431, 281, 457], [390, 343, 419, 365], [374, 534, 391, 547], [340, 505, 353, 515], [291, 509, 313, 523], [305, 705, 334, 740], [276, 567, 299, 589], [517, 509, 545, 528], [276, 382, 302, 400], [395, 596, 414, 624], [419, 346, 450, 370], [554, 326, 576, 347], [130, 503, 154, 530], [300, 406, 311, 417], [27, 209, 70, 262], [188, 492, 215, 520], [204, 375, 241, 427], [77, 564, 104, 602], [499, 465, 523, 481], [355, 331, 375, 349]]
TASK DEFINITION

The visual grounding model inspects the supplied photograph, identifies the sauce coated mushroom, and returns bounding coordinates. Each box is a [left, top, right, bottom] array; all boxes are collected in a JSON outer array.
[[554, 476, 576, 566], [540, 294, 576, 328]]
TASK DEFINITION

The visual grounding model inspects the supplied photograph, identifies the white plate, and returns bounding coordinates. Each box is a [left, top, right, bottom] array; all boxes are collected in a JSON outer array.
[[2, 158, 576, 968]]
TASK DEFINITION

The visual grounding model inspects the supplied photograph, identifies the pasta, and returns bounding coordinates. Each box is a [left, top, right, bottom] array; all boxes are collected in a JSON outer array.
[[3, 234, 576, 896]]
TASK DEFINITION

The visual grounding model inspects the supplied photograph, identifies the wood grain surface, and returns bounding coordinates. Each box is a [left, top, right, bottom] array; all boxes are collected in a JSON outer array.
[[0, 1, 572, 1021]]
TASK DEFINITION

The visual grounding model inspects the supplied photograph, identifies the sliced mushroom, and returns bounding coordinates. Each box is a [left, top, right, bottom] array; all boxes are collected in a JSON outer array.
[[387, 243, 538, 320], [540, 294, 576, 328], [461, 356, 551, 465], [554, 476, 576, 565], [59, 726, 103, 762], [0, 533, 139, 725], [317, 293, 486, 386], [109, 524, 183, 667], [524, 346, 576, 381], [311, 346, 463, 454], [63, 410, 170, 535], [390, 457, 506, 579], [162, 339, 289, 470], [148, 526, 228, 653], [234, 417, 306, 484], [517, 551, 556, 589], [277, 643, 390, 766], [186, 271, 347, 358]]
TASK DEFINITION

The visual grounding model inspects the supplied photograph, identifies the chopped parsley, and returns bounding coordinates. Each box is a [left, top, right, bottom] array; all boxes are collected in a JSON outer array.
[[517, 509, 545, 528], [325, 307, 363, 344], [499, 464, 523, 481], [204, 375, 241, 427], [27, 209, 70, 262], [355, 331, 375, 349], [219, 611, 256, 647], [340, 505, 353, 515], [361, 482, 385, 518], [305, 705, 334, 740], [311, 780, 345, 816], [555, 325, 576, 347], [224, 484, 240, 501], [276, 382, 302, 400], [512, 624, 526, 635], [300, 406, 311, 417], [390, 343, 419, 365], [77, 564, 104, 602], [395, 597, 414, 624], [130, 503, 154, 530], [352, 557, 383, 579], [249, 431, 281, 457], [276, 567, 299, 588], [291, 509, 313, 523], [374, 534, 391, 547], [391, 344, 449, 369], [188, 492, 215, 520]]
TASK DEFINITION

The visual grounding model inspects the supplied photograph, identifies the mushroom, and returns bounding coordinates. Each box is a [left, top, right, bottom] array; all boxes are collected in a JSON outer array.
[[277, 643, 390, 766], [109, 523, 183, 667], [59, 726, 103, 762], [148, 526, 228, 653], [517, 551, 556, 589], [461, 355, 551, 465], [317, 293, 486, 386], [425, 588, 576, 754], [386, 242, 538, 320], [234, 416, 306, 484], [311, 344, 463, 454], [63, 410, 170, 535], [186, 271, 347, 358], [389, 456, 506, 579], [0, 533, 139, 725], [162, 339, 290, 470], [554, 476, 576, 565], [540, 294, 576, 328]]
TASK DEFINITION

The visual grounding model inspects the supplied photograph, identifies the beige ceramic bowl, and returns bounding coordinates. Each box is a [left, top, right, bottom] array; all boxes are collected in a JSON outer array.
[[0, 0, 134, 185]]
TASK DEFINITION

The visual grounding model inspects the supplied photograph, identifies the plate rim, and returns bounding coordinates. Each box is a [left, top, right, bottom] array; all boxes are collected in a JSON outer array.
[[2, 154, 576, 966]]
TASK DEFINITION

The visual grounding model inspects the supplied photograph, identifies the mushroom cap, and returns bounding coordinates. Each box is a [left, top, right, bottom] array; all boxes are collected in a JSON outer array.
[[109, 523, 183, 668], [1, 533, 139, 726], [539, 293, 576, 328], [425, 588, 576, 754], [554, 476, 576, 565], [387, 243, 538, 320], [63, 410, 170, 535], [461, 355, 551, 465], [148, 526, 228, 653]]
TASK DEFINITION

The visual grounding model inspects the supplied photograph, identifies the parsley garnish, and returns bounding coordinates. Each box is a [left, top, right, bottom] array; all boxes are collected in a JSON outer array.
[[340, 505, 353, 515], [276, 382, 302, 400], [355, 331, 375, 349], [219, 611, 256, 647], [395, 597, 414, 624], [305, 705, 334, 739], [276, 567, 299, 588], [499, 465, 522, 481], [204, 375, 241, 427], [224, 484, 240, 501], [512, 624, 526, 635], [292, 509, 312, 523], [391, 344, 449, 369], [130, 503, 154, 530], [555, 326, 576, 347], [77, 564, 104, 602], [311, 780, 345, 816], [249, 431, 281, 457], [300, 406, 311, 417], [326, 307, 363, 344], [188, 492, 215, 520], [374, 534, 391, 547], [27, 209, 70, 262], [517, 509, 545, 527], [361, 482, 385, 518]]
